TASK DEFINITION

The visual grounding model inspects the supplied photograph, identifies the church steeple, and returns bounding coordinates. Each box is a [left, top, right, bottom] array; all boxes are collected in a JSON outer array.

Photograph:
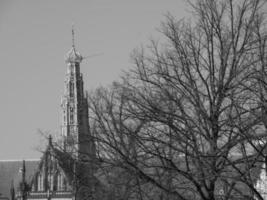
[[61, 28, 94, 159]]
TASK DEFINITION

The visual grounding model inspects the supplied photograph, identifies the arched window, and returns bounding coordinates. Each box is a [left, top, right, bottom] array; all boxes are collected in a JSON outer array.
[[70, 107, 74, 124], [48, 173, 53, 190], [37, 173, 44, 191], [57, 173, 64, 191], [70, 82, 74, 97]]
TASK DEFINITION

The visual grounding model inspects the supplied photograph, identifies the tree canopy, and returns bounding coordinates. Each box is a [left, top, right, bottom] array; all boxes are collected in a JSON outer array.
[[74, 0, 267, 199]]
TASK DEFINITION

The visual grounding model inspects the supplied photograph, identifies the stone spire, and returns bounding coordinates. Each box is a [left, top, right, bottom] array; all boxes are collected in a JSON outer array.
[[61, 27, 94, 160]]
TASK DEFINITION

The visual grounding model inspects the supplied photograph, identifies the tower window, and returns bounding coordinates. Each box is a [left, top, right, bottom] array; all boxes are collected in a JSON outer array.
[[63, 111, 66, 123], [70, 114, 74, 123], [70, 82, 74, 97], [70, 107, 74, 124]]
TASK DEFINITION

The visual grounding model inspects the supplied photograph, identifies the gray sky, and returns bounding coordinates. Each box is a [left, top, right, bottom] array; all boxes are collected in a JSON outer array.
[[0, 0, 188, 160]]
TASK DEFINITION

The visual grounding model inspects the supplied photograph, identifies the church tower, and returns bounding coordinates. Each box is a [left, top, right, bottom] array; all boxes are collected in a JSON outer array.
[[61, 28, 94, 161], [9, 29, 99, 200]]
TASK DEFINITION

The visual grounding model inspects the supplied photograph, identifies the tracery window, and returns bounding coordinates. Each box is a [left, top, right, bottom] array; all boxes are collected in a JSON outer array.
[[37, 173, 44, 191], [48, 173, 53, 190], [70, 82, 74, 97], [57, 173, 64, 191], [70, 107, 74, 124]]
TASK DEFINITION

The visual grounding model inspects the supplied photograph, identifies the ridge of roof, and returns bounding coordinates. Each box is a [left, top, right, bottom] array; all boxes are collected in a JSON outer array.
[[0, 159, 40, 162]]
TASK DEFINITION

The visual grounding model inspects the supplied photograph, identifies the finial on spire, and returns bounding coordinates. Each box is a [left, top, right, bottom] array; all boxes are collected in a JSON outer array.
[[65, 24, 83, 63], [72, 24, 75, 48]]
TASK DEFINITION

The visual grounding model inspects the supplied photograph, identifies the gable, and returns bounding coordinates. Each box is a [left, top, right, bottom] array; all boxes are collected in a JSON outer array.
[[30, 145, 75, 192]]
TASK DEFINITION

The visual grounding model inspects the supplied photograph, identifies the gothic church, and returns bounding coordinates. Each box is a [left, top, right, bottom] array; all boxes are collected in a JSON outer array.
[[0, 30, 105, 200]]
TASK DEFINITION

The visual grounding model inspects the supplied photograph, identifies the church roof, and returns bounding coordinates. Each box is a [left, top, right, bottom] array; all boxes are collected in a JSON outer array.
[[0, 160, 39, 199]]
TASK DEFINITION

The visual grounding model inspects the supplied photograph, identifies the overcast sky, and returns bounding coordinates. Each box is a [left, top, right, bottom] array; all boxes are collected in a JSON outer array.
[[0, 0, 188, 160]]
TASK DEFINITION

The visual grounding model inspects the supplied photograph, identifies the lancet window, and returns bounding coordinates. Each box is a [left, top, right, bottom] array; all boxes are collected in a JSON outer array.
[[37, 173, 44, 191]]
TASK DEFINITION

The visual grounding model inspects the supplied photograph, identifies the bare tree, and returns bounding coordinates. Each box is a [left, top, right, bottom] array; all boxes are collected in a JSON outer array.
[[87, 0, 267, 200], [88, 86, 153, 200]]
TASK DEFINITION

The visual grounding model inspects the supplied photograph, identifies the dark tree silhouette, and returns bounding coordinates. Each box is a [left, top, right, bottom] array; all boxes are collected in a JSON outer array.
[[87, 0, 267, 200]]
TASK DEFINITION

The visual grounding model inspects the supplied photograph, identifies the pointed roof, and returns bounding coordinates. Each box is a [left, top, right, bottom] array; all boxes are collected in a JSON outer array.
[[33, 136, 75, 184]]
